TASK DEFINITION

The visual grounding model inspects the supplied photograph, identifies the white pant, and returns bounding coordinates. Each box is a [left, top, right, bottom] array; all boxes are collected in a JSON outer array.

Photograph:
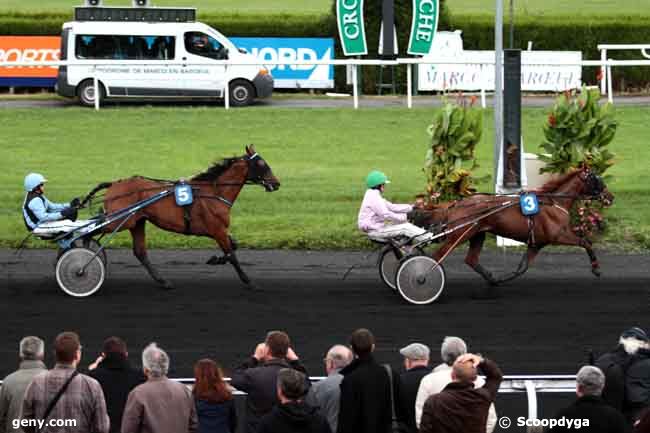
[[33, 219, 94, 238], [367, 223, 433, 243]]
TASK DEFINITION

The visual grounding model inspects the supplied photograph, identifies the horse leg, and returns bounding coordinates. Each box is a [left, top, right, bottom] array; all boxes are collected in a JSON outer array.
[[495, 245, 542, 284], [464, 232, 499, 286], [130, 219, 174, 290], [207, 231, 253, 288], [554, 231, 601, 277]]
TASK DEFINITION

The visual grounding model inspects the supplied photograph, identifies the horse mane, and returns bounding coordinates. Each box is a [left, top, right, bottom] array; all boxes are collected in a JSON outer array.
[[537, 170, 581, 192], [191, 157, 242, 181]]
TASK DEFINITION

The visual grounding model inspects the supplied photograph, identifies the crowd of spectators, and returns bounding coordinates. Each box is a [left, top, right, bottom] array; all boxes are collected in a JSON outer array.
[[0, 327, 649, 433]]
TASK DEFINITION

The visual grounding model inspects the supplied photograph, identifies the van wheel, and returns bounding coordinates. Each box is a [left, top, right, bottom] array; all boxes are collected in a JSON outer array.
[[229, 80, 254, 107], [77, 79, 105, 107]]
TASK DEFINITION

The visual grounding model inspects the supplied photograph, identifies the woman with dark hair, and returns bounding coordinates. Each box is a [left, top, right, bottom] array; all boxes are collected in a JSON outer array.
[[194, 359, 238, 433]]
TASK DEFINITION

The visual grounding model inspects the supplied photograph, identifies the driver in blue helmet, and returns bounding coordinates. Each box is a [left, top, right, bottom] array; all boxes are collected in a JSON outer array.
[[22, 173, 86, 236]]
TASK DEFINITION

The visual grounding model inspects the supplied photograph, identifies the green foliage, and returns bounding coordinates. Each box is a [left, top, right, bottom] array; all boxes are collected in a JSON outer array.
[[0, 11, 333, 37], [424, 96, 483, 202], [538, 87, 617, 175]]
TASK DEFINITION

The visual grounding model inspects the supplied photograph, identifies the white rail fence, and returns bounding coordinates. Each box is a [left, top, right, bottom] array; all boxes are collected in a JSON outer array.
[[1, 58, 649, 109], [598, 44, 650, 97], [0, 374, 576, 428]]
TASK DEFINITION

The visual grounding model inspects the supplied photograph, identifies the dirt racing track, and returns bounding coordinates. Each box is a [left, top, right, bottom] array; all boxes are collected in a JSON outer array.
[[1, 247, 649, 430]]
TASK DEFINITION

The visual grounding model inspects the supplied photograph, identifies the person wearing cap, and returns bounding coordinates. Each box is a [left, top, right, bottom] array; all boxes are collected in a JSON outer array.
[[22, 172, 87, 237], [395, 343, 432, 433], [357, 170, 433, 244], [595, 327, 650, 422]]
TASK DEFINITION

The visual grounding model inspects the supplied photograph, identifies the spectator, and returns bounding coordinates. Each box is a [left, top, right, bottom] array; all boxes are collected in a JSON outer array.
[[415, 336, 497, 432], [548, 366, 629, 433], [595, 327, 649, 417], [22, 332, 109, 433], [258, 369, 331, 433], [230, 331, 307, 433], [121, 343, 197, 433], [337, 328, 391, 433], [0, 337, 47, 433], [395, 343, 432, 433], [419, 353, 502, 433], [88, 337, 146, 433], [305, 345, 353, 433], [193, 359, 237, 433]]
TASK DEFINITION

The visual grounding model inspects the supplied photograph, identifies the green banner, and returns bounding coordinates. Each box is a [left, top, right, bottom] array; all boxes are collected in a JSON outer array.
[[408, 0, 439, 55], [336, 0, 367, 56]]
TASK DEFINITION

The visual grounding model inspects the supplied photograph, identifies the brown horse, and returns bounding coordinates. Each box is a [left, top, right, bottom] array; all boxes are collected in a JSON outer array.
[[417, 167, 613, 286], [80, 145, 280, 289]]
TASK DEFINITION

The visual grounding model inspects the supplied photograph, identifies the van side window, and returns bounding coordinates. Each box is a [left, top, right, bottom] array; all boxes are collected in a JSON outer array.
[[76, 35, 175, 60], [184, 32, 227, 60]]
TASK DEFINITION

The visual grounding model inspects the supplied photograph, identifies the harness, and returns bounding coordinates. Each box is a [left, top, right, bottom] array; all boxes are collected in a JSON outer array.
[[23, 192, 44, 231]]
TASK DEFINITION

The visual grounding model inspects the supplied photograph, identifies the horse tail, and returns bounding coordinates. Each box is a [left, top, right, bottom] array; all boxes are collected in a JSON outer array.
[[80, 182, 113, 208]]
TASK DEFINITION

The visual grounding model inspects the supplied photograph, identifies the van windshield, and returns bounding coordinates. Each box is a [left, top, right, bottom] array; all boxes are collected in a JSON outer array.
[[184, 32, 227, 60], [76, 35, 175, 60]]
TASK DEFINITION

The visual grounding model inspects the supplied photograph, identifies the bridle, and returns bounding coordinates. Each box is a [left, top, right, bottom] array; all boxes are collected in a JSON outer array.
[[244, 152, 276, 190]]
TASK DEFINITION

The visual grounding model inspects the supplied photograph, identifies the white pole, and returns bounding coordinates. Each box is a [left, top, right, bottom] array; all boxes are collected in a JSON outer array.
[[481, 87, 486, 109], [93, 67, 99, 111], [600, 49, 607, 95], [352, 64, 359, 109], [406, 64, 412, 109], [494, 0, 504, 191], [224, 64, 230, 110], [607, 61, 614, 104]]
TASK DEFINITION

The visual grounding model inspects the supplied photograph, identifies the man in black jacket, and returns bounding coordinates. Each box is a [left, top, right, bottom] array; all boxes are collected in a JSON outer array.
[[549, 366, 630, 433], [231, 331, 308, 433], [337, 328, 391, 433], [258, 368, 331, 433], [396, 343, 432, 433], [88, 336, 145, 433]]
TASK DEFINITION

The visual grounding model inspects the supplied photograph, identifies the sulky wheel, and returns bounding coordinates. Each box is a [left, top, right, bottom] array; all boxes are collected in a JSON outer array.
[[379, 246, 424, 291], [72, 238, 108, 270], [55, 247, 105, 297], [396, 255, 445, 305], [379, 247, 401, 291]]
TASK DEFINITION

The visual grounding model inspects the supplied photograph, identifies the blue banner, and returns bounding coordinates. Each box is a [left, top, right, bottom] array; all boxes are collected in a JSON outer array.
[[230, 37, 334, 89]]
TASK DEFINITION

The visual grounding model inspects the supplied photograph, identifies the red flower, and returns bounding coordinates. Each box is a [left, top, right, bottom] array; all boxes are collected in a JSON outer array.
[[548, 114, 557, 127]]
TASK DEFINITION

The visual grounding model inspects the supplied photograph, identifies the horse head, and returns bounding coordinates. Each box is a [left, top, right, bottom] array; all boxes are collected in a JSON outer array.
[[245, 145, 280, 192], [580, 168, 614, 207]]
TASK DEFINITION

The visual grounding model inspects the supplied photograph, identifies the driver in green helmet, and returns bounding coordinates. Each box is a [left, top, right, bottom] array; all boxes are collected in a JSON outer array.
[[357, 170, 432, 243]]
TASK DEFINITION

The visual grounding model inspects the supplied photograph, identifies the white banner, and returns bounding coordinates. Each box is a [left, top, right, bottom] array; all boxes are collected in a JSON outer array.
[[417, 31, 582, 91]]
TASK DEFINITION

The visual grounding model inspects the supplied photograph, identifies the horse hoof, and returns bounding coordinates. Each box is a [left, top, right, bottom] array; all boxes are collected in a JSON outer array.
[[206, 255, 226, 265], [592, 268, 601, 277], [160, 281, 175, 290]]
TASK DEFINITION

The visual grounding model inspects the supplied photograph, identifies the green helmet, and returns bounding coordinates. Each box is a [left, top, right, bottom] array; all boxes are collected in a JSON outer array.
[[366, 170, 390, 188]]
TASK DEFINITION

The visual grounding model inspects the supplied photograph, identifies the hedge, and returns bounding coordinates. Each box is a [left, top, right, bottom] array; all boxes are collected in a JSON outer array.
[[3, 8, 650, 92]]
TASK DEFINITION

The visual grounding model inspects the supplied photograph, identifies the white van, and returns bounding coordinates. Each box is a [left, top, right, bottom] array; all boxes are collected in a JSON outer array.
[[57, 14, 273, 106]]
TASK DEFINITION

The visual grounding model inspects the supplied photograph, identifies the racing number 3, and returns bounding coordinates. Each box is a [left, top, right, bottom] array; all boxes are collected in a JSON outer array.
[[520, 193, 539, 216]]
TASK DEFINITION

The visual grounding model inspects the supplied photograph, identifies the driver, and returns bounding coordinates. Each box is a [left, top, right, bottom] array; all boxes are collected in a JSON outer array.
[[358, 170, 433, 244], [22, 173, 88, 236]]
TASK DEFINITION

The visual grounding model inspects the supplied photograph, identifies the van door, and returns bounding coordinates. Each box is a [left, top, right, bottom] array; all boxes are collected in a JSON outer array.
[[182, 31, 227, 97]]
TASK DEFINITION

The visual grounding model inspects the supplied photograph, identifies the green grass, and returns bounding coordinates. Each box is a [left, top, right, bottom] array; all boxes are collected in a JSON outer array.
[[0, 0, 331, 15], [1, 105, 649, 250], [448, 0, 650, 16], [4, 0, 650, 16]]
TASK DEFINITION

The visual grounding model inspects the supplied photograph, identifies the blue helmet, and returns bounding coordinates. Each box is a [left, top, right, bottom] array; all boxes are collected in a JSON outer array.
[[24, 173, 47, 192]]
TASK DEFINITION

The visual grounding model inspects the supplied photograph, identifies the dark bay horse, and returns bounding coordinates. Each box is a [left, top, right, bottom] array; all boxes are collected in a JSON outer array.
[[81, 145, 280, 289], [418, 167, 613, 285]]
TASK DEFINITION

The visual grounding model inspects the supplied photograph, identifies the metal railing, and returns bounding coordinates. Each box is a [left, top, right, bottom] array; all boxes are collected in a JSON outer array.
[[2, 57, 648, 109], [0, 374, 576, 422], [598, 44, 650, 98]]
